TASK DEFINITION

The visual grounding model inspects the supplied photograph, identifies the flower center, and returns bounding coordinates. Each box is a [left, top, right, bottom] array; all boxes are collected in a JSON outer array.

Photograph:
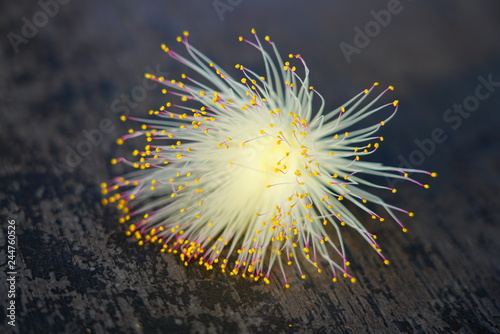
[[210, 123, 308, 214]]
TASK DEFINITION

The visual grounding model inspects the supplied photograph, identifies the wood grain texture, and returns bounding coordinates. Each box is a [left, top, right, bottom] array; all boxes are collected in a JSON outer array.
[[1, 1, 499, 333]]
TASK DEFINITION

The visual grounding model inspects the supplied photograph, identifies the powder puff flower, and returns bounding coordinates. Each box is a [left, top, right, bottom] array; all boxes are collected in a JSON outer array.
[[102, 30, 435, 287]]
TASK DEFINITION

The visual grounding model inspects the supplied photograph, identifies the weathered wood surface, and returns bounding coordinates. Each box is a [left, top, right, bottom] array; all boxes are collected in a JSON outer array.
[[1, 1, 499, 333]]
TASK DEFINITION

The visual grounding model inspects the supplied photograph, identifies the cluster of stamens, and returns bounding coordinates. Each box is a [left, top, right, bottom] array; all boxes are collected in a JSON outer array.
[[102, 29, 435, 287]]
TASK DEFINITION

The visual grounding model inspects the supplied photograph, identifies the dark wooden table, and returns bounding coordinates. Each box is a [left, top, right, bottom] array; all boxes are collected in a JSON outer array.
[[1, 1, 499, 333]]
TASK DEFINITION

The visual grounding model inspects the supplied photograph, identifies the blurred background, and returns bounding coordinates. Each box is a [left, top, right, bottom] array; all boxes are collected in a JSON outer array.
[[1, 0, 499, 333]]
